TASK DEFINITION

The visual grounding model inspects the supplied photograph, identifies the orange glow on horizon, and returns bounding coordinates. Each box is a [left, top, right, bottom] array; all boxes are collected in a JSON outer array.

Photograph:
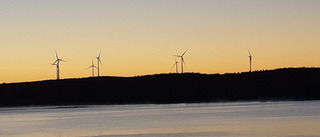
[[0, 1, 319, 83]]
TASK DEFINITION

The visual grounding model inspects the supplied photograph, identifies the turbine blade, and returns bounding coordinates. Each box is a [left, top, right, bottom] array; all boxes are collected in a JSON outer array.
[[50, 63, 57, 66], [182, 49, 188, 56], [248, 50, 251, 56], [98, 50, 101, 58], [172, 63, 176, 68], [55, 50, 59, 59], [56, 60, 60, 65], [52, 60, 58, 65], [99, 59, 103, 67]]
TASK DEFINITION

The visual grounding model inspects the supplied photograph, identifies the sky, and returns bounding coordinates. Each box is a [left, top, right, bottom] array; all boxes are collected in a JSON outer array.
[[1, 0, 320, 83]]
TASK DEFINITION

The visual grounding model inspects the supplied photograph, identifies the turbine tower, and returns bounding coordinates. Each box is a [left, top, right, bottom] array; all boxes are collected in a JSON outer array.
[[96, 51, 102, 77], [87, 58, 97, 77], [172, 58, 179, 73], [248, 50, 252, 72], [174, 49, 188, 73], [51, 50, 66, 80]]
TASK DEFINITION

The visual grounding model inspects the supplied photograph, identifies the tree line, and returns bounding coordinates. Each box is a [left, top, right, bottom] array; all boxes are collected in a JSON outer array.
[[1, 67, 320, 106]]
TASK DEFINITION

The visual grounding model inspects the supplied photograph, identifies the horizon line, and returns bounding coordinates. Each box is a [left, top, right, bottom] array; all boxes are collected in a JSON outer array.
[[1, 67, 319, 84]]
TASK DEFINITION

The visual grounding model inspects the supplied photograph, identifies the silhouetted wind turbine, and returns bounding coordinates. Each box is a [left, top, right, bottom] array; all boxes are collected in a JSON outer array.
[[248, 50, 252, 72], [174, 49, 188, 73], [96, 51, 103, 77], [87, 58, 97, 77], [51, 50, 66, 80], [172, 58, 179, 73]]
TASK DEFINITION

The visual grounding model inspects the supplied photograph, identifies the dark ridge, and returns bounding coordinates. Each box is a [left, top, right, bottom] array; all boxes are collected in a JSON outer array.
[[1, 67, 320, 107]]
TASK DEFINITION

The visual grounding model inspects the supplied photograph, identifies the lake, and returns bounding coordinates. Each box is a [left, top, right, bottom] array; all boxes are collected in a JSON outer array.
[[1, 101, 320, 137]]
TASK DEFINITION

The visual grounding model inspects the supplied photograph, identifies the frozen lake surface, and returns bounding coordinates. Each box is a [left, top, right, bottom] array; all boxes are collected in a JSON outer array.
[[1, 101, 320, 137]]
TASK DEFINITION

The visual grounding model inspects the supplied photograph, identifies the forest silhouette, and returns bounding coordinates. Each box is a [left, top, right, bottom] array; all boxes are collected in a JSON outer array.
[[1, 68, 320, 106]]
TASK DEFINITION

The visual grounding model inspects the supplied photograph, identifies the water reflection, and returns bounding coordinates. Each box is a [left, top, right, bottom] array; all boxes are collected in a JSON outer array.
[[86, 132, 232, 137], [1, 101, 320, 137]]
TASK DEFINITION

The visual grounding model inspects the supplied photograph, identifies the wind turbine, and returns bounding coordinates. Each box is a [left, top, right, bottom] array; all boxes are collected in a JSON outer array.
[[87, 58, 97, 77], [172, 58, 179, 73], [248, 50, 252, 72], [174, 49, 188, 73], [96, 51, 103, 77], [97, 51, 102, 77], [51, 50, 66, 80]]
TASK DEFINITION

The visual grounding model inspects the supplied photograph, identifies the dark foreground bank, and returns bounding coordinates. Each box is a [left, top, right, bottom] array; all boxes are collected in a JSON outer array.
[[1, 68, 320, 106]]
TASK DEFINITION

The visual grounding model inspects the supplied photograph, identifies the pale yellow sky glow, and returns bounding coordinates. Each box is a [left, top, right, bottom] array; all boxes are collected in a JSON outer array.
[[1, 0, 320, 83]]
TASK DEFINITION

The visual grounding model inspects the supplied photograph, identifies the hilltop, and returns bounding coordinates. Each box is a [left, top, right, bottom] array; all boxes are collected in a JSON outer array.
[[1, 68, 320, 106]]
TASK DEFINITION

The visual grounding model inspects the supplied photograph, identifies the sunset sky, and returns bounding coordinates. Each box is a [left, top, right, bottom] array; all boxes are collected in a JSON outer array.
[[1, 0, 320, 83]]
